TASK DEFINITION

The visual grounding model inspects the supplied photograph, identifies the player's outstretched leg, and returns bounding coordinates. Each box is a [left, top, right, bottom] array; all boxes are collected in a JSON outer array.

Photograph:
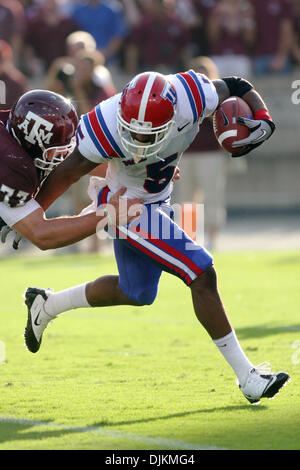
[[190, 266, 290, 404], [23, 276, 140, 353]]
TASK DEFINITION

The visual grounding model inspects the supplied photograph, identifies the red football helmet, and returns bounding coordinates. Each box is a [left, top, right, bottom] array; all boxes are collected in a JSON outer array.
[[117, 72, 177, 161], [7, 89, 78, 175]]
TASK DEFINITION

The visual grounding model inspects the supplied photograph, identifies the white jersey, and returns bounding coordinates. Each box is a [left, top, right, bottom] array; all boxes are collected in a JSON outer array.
[[76, 70, 219, 203]]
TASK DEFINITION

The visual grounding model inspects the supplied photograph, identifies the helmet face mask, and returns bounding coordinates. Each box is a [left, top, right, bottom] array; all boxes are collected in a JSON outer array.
[[117, 111, 175, 162], [34, 137, 76, 176], [8, 89, 78, 179], [117, 72, 177, 162]]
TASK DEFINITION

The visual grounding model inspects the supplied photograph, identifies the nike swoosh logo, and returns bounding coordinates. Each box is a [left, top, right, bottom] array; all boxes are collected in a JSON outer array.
[[221, 108, 229, 127], [34, 311, 42, 326], [259, 129, 267, 139], [253, 129, 267, 143], [177, 122, 189, 132], [32, 296, 44, 326]]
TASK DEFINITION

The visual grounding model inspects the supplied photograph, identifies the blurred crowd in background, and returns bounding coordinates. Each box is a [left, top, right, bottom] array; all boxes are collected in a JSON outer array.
[[0, 0, 299, 252], [1, 0, 300, 110]]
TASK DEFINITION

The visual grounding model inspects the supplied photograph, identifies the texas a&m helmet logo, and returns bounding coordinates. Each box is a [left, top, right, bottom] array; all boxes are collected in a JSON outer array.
[[17, 111, 54, 146]]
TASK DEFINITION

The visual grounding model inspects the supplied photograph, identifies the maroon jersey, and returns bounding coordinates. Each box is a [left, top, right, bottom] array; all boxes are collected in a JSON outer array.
[[0, 110, 38, 208]]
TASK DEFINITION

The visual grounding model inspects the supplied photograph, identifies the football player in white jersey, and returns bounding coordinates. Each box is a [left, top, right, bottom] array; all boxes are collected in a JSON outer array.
[[22, 70, 289, 404]]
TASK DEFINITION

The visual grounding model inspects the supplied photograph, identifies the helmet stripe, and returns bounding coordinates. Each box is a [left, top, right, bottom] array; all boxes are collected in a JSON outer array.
[[138, 73, 157, 122]]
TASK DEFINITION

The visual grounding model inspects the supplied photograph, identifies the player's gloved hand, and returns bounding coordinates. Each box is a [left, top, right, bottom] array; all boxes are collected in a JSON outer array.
[[79, 177, 143, 225], [0, 223, 22, 249], [231, 117, 276, 157], [79, 176, 107, 216]]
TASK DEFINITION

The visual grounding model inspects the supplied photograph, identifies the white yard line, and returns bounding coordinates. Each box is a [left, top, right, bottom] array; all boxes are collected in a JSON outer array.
[[0, 416, 225, 450]]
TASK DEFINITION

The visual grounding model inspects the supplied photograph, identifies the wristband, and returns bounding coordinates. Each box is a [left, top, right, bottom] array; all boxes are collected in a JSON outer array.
[[254, 109, 273, 121]]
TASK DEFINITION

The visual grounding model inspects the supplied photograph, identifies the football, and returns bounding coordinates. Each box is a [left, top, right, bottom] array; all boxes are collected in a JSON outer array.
[[213, 96, 253, 154]]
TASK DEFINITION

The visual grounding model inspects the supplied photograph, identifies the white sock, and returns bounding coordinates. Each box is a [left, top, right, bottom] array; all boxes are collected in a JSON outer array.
[[44, 283, 91, 317], [213, 330, 254, 387]]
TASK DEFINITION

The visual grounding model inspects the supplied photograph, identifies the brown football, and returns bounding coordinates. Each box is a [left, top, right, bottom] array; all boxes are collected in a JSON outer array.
[[213, 96, 253, 154]]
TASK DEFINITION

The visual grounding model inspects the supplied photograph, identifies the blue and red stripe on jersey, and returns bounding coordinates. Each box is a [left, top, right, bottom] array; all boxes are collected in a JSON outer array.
[[83, 104, 126, 159], [97, 185, 110, 206], [176, 70, 206, 123]]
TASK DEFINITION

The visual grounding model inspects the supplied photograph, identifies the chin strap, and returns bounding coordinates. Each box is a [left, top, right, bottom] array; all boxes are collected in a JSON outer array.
[[9, 126, 22, 146]]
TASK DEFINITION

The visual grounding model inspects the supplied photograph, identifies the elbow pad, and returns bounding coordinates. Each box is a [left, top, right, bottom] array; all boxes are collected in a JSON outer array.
[[222, 76, 253, 98]]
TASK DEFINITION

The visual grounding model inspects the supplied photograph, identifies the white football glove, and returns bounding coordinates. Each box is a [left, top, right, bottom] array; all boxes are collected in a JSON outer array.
[[231, 117, 275, 157], [79, 176, 107, 216], [79, 177, 143, 227], [0, 223, 22, 249]]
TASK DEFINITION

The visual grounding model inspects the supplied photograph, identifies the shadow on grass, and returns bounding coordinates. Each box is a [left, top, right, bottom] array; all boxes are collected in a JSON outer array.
[[235, 324, 300, 339], [0, 404, 266, 445], [0, 420, 76, 445], [92, 404, 266, 427]]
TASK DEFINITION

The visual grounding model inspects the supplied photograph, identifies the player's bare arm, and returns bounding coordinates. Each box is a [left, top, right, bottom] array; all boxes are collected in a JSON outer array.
[[213, 77, 276, 157], [35, 148, 98, 211], [9, 187, 142, 251]]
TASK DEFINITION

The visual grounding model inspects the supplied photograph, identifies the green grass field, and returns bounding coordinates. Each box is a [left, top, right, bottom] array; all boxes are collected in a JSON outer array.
[[0, 250, 299, 450]]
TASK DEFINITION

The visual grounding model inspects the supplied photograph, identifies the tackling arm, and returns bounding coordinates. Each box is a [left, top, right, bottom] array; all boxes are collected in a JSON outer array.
[[10, 187, 142, 251], [35, 147, 98, 211], [12, 207, 107, 251]]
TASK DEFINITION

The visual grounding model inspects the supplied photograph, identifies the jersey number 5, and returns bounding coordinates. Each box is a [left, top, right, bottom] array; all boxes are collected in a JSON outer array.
[[143, 154, 178, 194]]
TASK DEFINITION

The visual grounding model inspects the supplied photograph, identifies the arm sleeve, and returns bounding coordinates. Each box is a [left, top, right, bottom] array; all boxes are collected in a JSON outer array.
[[0, 199, 41, 227]]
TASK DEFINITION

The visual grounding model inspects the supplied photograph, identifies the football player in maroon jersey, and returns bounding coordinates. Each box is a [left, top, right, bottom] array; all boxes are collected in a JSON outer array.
[[0, 89, 142, 250]]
